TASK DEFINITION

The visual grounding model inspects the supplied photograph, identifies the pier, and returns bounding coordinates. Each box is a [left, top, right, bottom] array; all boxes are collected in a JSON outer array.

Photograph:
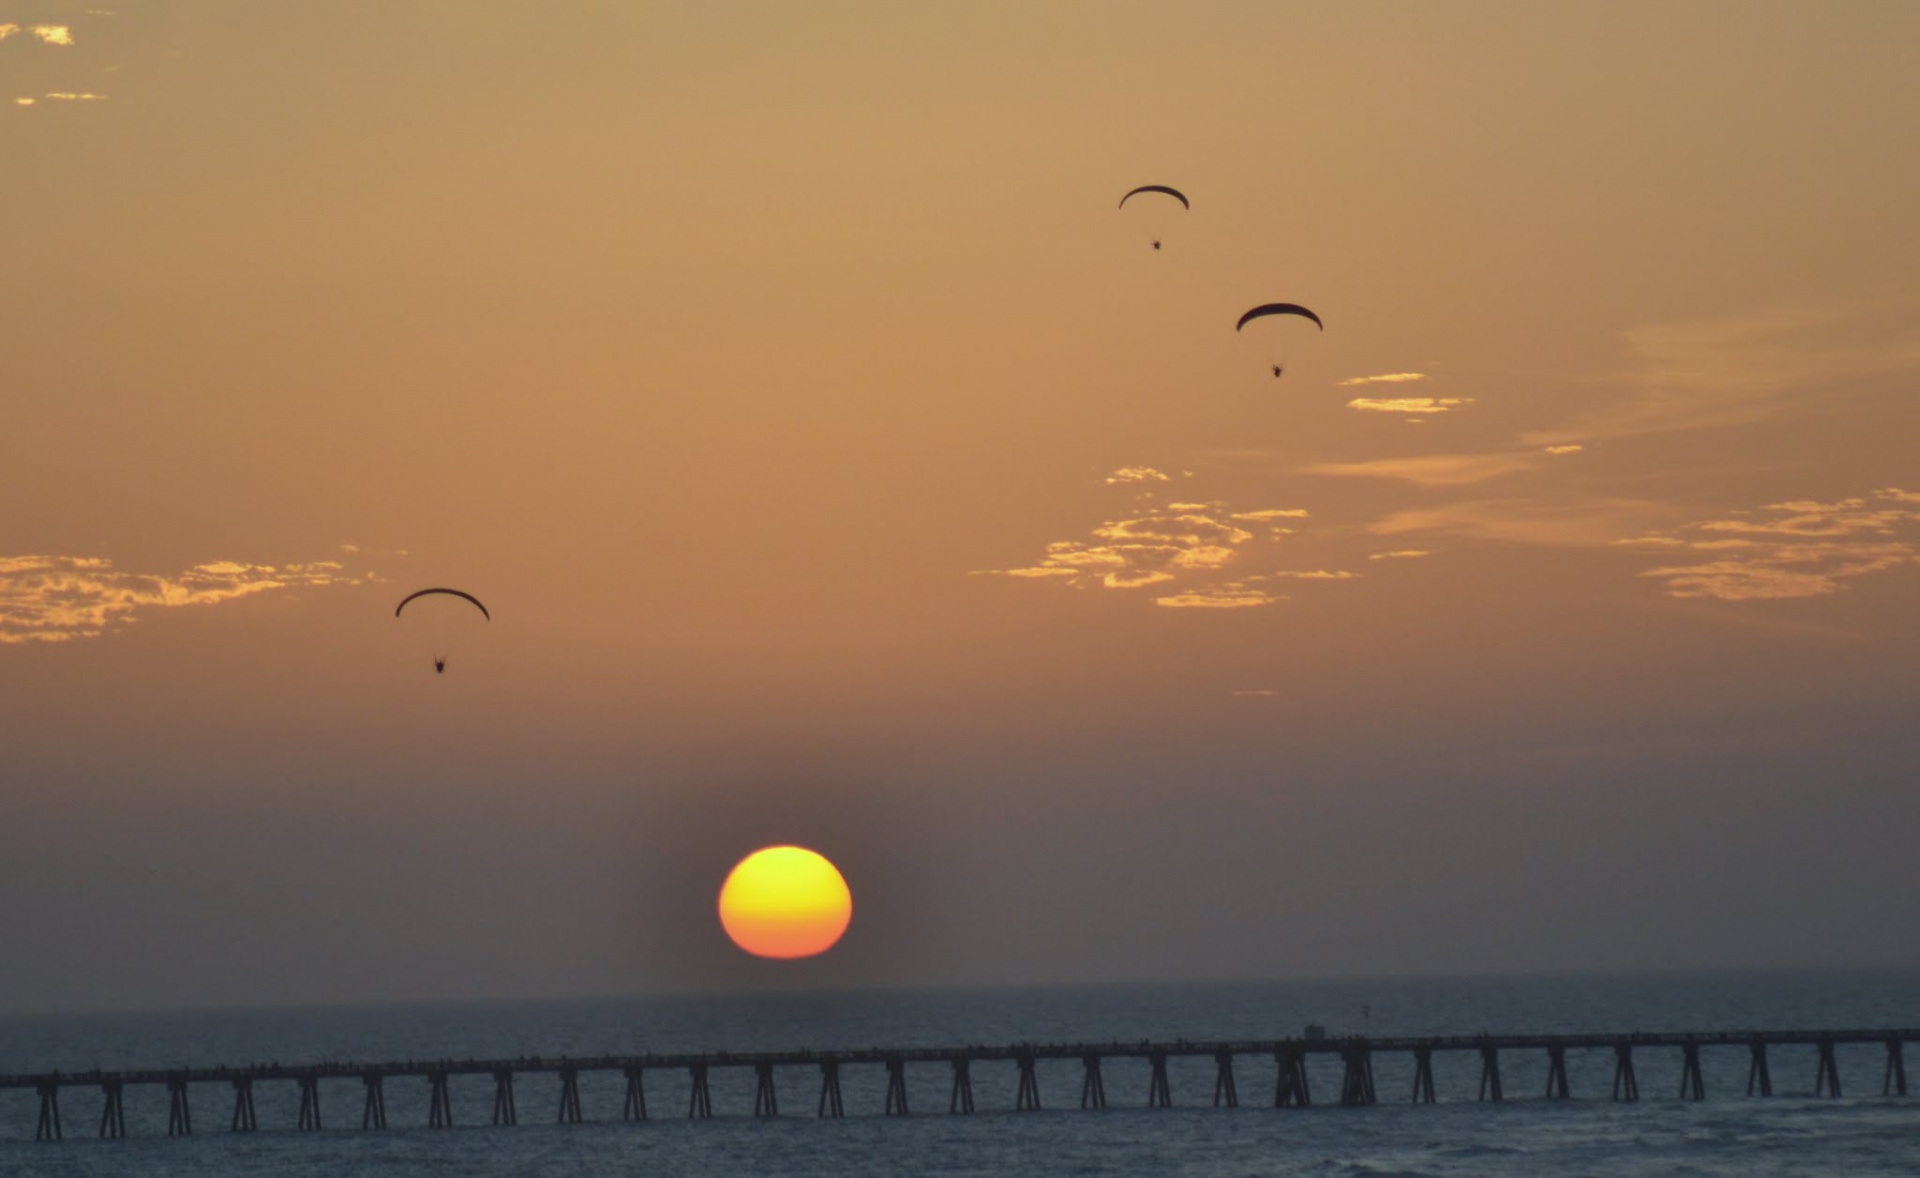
[[7, 1028, 1911, 1141]]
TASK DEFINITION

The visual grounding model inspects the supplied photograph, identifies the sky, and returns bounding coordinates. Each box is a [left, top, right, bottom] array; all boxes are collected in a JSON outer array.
[[3, 0, 1918, 1014]]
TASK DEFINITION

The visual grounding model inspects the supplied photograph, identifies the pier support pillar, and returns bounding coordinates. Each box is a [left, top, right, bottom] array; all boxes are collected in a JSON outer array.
[[492, 1069, 518, 1126], [362, 1073, 387, 1130], [428, 1071, 453, 1128], [1815, 1039, 1842, 1098], [1411, 1047, 1436, 1104], [35, 1081, 62, 1142], [1679, 1040, 1705, 1101], [754, 1062, 779, 1118], [1274, 1047, 1311, 1108], [167, 1076, 193, 1137], [885, 1057, 910, 1116], [949, 1056, 975, 1114], [1885, 1039, 1908, 1097], [1545, 1044, 1570, 1100], [1079, 1054, 1106, 1110], [1014, 1052, 1042, 1111], [1747, 1039, 1772, 1097], [1148, 1050, 1173, 1109], [559, 1065, 584, 1124], [817, 1060, 844, 1118], [623, 1066, 648, 1122], [1213, 1050, 1238, 1108], [297, 1076, 322, 1131], [1611, 1042, 1639, 1103], [98, 1081, 126, 1140], [1340, 1043, 1377, 1106], [687, 1062, 713, 1119], [1477, 1044, 1503, 1103], [230, 1077, 258, 1132]]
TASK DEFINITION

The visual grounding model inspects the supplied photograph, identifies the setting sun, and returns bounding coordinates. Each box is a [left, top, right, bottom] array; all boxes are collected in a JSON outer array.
[[717, 846, 853, 959]]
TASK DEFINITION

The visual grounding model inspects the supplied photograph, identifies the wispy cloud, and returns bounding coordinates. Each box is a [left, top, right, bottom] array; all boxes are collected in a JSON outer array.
[[1346, 397, 1473, 415], [1629, 489, 1920, 600], [1, 555, 375, 645], [1306, 451, 1542, 487], [1368, 549, 1430, 561], [1272, 569, 1359, 580], [982, 491, 1320, 610], [1154, 582, 1282, 610], [1524, 308, 1920, 449], [43, 91, 106, 101], [1105, 466, 1170, 485], [1544, 444, 1584, 455], [1371, 497, 1670, 548], [1339, 373, 1426, 386], [4, 23, 77, 45]]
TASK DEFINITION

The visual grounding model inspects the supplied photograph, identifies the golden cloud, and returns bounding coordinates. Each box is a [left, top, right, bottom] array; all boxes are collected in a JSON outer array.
[[1307, 451, 1541, 487], [1634, 489, 1920, 600], [1544, 444, 1584, 455], [1370, 497, 1668, 548], [1346, 397, 1474, 414], [44, 91, 107, 101], [1105, 466, 1170, 485], [33, 24, 74, 45], [1, 554, 373, 645], [986, 495, 1318, 607], [1154, 583, 1282, 610], [0, 24, 19, 40], [1272, 569, 1358, 580], [1338, 373, 1426, 386], [13, 97, 34, 106], [1367, 549, 1430, 560]]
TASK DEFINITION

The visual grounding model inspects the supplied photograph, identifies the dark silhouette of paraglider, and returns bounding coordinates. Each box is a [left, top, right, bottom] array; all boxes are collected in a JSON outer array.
[[1235, 303, 1323, 379], [395, 588, 490, 673], [1235, 303, 1324, 332], [1120, 185, 1188, 251]]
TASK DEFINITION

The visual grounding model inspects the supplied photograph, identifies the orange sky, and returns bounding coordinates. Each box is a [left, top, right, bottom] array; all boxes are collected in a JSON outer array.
[[2, 1, 1918, 1012]]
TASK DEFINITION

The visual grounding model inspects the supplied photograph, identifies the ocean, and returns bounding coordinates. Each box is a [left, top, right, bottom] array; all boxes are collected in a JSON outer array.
[[1, 970, 1915, 1176]]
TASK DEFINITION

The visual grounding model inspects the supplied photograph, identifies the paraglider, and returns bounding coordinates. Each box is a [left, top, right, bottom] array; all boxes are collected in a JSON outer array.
[[1117, 185, 1190, 211], [395, 588, 490, 673], [1236, 303, 1323, 378], [1118, 185, 1189, 251], [1235, 303, 1324, 332]]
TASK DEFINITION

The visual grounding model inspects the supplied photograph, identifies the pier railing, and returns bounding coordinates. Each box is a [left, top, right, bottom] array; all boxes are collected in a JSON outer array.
[[8, 1027, 1912, 1141]]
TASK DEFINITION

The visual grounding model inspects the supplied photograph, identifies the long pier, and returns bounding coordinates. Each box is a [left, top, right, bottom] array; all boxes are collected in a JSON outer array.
[[7, 1028, 1912, 1141]]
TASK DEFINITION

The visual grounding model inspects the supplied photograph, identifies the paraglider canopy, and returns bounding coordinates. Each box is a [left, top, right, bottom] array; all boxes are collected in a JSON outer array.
[[394, 587, 490, 620], [395, 588, 490, 673], [1117, 184, 1190, 210], [1235, 303, 1324, 332]]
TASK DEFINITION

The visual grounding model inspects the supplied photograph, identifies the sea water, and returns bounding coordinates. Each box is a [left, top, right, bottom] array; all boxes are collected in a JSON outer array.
[[0, 970, 1915, 1177]]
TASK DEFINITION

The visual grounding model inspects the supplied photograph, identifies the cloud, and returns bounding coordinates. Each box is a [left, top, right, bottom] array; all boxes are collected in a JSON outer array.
[[1523, 308, 1920, 448], [1346, 397, 1474, 415], [1154, 583, 1282, 610], [1105, 466, 1169, 485], [1544, 444, 1584, 455], [44, 91, 107, 101], [0, 554, 373, 645], [1368, 549, 1430, 560], [32, 24, 74, 45], [1306, 451, 1542, 487], [1370, 497, 1670, 548], [1272, 569, 1358, 580], [1339, 373, 1426, 386], [1634, 489, 1920, 601], [13, 97, 33, 106], [986, 494, 1321, 609], [1231, 689, 1276, 697], [0, 24, 17, 40]]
